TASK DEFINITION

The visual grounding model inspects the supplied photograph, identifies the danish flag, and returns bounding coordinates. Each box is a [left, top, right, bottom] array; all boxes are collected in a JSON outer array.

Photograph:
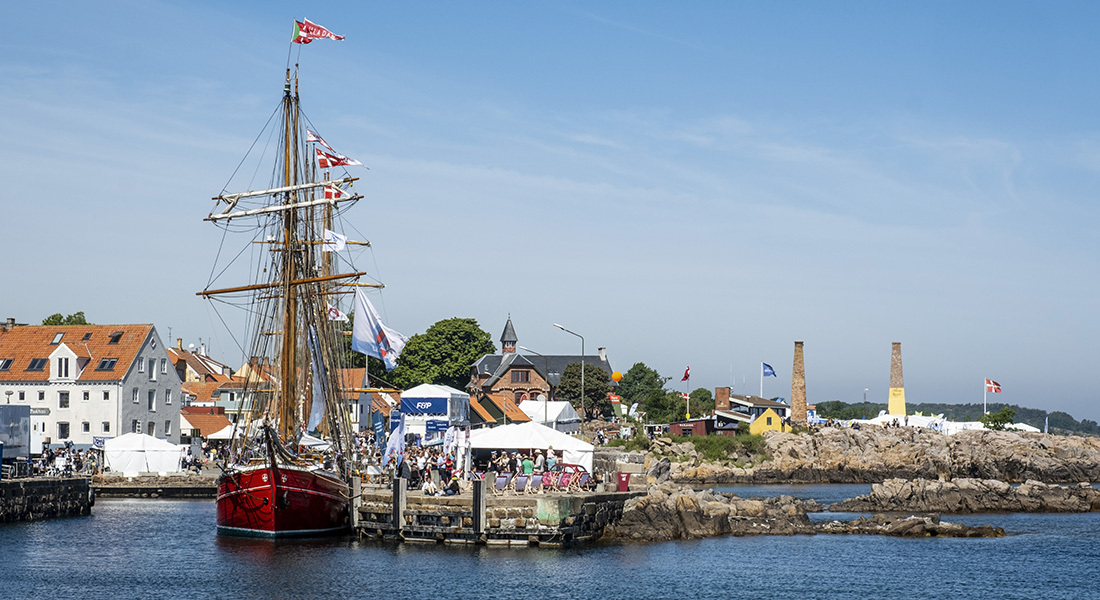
[[985, 379, 1001, 393], [315, 148, 364, 169], [681, 365, 690, 382]]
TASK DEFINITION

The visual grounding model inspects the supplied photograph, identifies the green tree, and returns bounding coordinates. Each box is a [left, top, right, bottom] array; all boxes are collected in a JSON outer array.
[[389, 318, 495, 390], [640, 389, 687, 424], [42, 312, 89, 326], [616, 362, 670, 404], [688, 387, 714, 417], [980, 406, 1017, 431], [556, 362, 613, 418]]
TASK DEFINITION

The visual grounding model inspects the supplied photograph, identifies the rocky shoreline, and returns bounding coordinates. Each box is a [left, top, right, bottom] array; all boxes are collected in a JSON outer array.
[[830, 478, 1100, 514], [656, 428, 1100, 484], [601, 484, 1005, 541]]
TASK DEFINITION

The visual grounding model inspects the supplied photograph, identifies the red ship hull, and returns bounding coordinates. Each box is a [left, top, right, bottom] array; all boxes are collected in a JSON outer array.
[[216, 463, 350, 538]]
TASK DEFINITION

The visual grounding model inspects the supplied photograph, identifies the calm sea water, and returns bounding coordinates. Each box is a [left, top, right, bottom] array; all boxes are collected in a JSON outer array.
[[3, 487, 1099, 600]]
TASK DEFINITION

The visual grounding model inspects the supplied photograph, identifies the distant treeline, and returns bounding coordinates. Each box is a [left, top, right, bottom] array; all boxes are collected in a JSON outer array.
[[815, 401, 1100, 437]]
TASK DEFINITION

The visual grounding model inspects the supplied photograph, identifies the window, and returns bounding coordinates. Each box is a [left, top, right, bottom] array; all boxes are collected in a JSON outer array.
[[164, 420, 171, 436], [108, 332, 123, 345], [0, 358, 12, 371], [38, 391, 45, 402], [96, 358, 118, 371], [131, 420, 140, 433], [103, 391, 110, 401], [132, 388, 139, 403], [148, 359, 156, 380], [18, 391, 25, 401], [57, 422, 70, 439], [511, 370, 530, 383], [165, 389, 172, 405], [51, 332, 64, 344], [59, 392, 69, 409], [57, 357, 69, 378], [138, 359, 144, 373], [148, 389, 156, 412], [82, 422, 90, 433], [27, 358, 47, 371], [766, 416, 773, 426], [82, 332, 92, 341], [147, 422, 156, 436], [102, 421, 110, 433], [83, 391, 90, 402], [160, 358, 167, 374]]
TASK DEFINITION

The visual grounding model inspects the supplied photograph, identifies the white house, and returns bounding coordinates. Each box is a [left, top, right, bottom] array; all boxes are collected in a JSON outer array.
[[0, 319, 183, 449]]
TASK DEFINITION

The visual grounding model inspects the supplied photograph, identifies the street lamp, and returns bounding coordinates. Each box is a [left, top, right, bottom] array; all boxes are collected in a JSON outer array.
[[863, 388, 869, 419], [518, 346, 551, 426], [553, 323, 584, 437]]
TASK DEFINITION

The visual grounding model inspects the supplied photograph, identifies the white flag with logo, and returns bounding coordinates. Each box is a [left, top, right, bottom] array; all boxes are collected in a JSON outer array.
[[322, 229, 346, 252], [352, 289, 408, 371], [326, 305, 349, 322]]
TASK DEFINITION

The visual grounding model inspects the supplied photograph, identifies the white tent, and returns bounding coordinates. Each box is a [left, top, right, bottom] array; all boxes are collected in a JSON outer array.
[[104, 432, 185, 476], [517, 399, 581, 434], [469, 421, 594, 472]]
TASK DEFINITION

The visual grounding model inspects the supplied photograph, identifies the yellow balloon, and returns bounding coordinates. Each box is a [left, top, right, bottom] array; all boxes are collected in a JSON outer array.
[[612, 371, 623, 382]]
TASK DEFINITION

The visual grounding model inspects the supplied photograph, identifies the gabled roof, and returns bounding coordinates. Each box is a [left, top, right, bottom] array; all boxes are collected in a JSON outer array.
[[167, 346, 231, 382], [0, 323, 153, 383], [472, 352, 616, 388], [180, 411, 233, 438], [468, 399, 496, 424], [482, 394, 531, 422]]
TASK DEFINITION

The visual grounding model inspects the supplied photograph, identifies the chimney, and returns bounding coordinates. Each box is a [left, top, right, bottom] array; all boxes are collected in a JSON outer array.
[[791, 341, 807, 424], [888, 342, 906, 415], [715, 387, 731, 411], [177, 338, 183, 350], [3, 318, 14, 332]]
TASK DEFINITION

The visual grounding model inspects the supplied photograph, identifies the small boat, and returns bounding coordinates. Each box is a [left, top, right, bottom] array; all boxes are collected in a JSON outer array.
[[200, 36, 372, 537]]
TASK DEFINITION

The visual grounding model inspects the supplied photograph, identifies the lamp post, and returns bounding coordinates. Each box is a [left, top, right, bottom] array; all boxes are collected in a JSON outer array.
[[518, 346, 551, 426], [553, 323, 584, 438], [863, 388, 869, 419]]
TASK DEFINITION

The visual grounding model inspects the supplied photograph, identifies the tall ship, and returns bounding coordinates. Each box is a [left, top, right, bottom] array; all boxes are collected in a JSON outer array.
[[200, 34, 373, 537]]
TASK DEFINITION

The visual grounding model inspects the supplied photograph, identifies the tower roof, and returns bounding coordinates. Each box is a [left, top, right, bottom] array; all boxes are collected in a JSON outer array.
[[500, 317, 517, 344]]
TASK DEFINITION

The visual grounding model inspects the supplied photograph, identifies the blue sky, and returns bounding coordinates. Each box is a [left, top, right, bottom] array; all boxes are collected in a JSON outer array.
[[3, 2, 1098, 421]]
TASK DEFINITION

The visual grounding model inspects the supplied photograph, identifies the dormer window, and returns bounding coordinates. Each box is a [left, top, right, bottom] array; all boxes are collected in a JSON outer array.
[[108, 332, 123, 345], [27, 358, 48, 371], [96, 358, 118, 371], [51, 332, 64, 344]]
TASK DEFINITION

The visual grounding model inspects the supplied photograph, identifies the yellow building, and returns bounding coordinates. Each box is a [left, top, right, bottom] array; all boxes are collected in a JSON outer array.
[[749, 408, 789, 435]]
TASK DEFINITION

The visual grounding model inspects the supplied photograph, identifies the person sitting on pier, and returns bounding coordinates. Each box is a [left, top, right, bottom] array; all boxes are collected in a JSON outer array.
[[422, 476, 438, 495], [439, 475, 460, 496]]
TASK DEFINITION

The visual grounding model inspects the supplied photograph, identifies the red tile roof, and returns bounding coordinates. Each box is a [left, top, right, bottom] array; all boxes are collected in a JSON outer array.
[[181, 411, 233, 438], [0, 324, 153, 383]]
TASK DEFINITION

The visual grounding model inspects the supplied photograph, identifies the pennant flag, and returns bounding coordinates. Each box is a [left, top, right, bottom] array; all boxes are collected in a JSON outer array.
[[292, 19, 345, 44], [762, 363, 777, 377], [315, 147, 365, 169], [681, 365, 690, 382], [352, 288, 408, 370], [307, 128, 337, 153], [322, 228, 347, 252], [323, 185, 349, 200], [383, 413, 405, 466], [985, 379, 1001, 393], [326, 304, 349, 321]]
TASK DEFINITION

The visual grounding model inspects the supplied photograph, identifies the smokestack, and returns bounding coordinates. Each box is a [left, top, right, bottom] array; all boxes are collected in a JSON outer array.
[[889, 342, 906, 415], [791, 341, 807, 424], [177, 338, 183, 350]]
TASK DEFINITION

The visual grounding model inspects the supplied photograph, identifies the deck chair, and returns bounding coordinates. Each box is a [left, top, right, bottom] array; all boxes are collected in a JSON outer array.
[[528, 473, 543, 494], [541, 471, 559, 490], [492, 472, 512, 495], [570, 472, 591, 492], [512, 474, 529, 494], [557, 472, 573, 489]]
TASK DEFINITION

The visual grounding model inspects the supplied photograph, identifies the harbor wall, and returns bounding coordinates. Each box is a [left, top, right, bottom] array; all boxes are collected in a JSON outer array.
[[0, 477, 92, 523], [356, 479, 643, 547]]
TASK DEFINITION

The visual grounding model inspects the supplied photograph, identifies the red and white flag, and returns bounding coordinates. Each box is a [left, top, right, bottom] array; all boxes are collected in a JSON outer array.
[[323, 184, 349, 200], [292, 19, 344, 44], [681, 365, 690, 382], [307, 128, 337, 153], [316, 147, 364, 169], [679, 392, 690, 402], [985, 379, 1001, 393]]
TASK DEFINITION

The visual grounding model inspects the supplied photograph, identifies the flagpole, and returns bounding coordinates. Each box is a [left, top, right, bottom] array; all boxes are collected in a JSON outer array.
[[760, 363, 763, 398], [983, 383, 987, 415]]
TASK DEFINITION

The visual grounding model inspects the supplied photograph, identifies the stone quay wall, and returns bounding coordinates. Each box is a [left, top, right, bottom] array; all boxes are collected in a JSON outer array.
[[0, 477, 92, 523], [356, 479, 642, 547]]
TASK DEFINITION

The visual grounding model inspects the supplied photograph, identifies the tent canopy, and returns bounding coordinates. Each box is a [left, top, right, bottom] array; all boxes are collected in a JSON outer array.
[[469, 421, 593, 471], [401, 383, 470, 424], [517, 400, 581, 431], [103, 432, 184, 476]]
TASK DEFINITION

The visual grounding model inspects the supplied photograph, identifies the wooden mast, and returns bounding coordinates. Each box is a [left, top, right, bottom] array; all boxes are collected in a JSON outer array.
[[279, 69, 299, 441]]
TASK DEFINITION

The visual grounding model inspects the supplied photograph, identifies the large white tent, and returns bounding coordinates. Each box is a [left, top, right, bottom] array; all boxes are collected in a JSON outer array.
[[469, 421, 594, 472], [103, 433, 185, 476], [517, 399, 581, 434]]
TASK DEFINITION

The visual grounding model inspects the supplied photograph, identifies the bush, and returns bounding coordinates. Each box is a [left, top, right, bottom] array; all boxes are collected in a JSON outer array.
[[606, 436, 651, 452], [667, 434, 769, 463]]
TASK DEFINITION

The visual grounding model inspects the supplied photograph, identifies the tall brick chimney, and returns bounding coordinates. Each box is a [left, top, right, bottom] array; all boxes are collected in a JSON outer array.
[[791, 341, 807, 424], [888, 342, 906, 415], [715, 387, 731, 411]]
